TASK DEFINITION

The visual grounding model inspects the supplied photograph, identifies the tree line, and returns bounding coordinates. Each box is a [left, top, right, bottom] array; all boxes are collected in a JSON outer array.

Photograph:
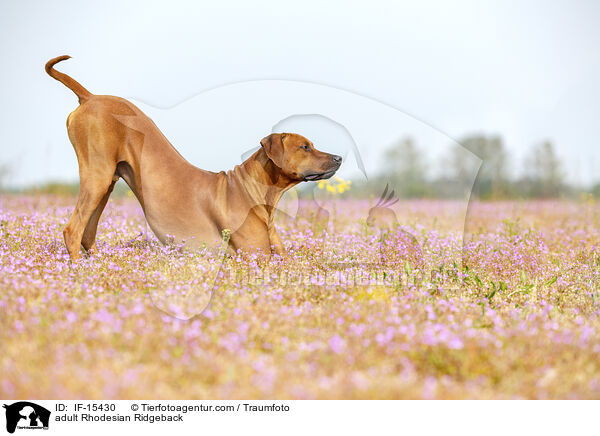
[[350, 134, 583, 199], [0, 134, 591, 200]]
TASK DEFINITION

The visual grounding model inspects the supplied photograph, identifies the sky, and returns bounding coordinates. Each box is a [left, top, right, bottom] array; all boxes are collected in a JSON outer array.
[[0, 0, 599, 187]]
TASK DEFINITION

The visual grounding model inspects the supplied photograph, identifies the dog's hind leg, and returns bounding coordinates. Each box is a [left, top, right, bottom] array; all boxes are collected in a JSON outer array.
[[81, 175, 118, 253], [64, 168, 116, 260]]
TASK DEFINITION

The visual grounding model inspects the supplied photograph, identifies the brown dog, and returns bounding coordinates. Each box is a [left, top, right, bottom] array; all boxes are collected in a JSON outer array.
[[45, 55, 342, 260]]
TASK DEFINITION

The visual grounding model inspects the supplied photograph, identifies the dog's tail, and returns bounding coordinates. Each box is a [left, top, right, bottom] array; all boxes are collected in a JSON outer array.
[[45, 55, 92, 103]]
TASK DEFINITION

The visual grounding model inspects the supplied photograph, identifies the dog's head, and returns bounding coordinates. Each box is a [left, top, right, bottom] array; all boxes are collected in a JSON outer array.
[[260, 133, 342, 181]]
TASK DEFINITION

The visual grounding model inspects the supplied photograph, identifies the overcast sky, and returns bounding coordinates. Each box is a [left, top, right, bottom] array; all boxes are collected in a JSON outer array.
[[1, 0, 599, 187]]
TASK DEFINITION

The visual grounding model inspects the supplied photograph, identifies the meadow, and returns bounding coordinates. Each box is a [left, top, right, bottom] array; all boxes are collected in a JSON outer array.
[[1, 193, 599, 399]]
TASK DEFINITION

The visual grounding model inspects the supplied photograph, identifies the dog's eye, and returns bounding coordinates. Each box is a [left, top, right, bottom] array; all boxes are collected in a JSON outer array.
[[301, 145, 310, 151]]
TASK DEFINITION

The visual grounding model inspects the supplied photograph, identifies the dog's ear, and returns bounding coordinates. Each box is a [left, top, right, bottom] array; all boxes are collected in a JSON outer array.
[[260, 133, 285, 168]]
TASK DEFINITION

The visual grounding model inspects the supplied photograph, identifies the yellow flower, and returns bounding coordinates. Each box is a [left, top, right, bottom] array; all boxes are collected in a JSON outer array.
[[316, 177, 352, 195]]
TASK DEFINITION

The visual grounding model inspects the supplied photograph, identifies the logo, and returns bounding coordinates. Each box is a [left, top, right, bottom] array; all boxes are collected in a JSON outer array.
[[130, 81, 480, 319], [3, 402, 50, 434]]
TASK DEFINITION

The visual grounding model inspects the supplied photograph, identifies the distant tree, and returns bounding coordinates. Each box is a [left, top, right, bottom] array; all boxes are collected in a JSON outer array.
[[522, 141, 564, 198], [453, 134, 511, 199], [380, 137, 428, 197], [0, 163, 11, 192], [438, 143, 482, 198]]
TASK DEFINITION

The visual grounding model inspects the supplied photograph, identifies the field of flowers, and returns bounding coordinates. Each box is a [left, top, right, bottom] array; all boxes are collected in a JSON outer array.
[[1, 193, 600, 399]]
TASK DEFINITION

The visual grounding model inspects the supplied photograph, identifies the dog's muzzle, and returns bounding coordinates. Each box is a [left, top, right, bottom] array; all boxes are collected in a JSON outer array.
[[303, 155, 342, 181]]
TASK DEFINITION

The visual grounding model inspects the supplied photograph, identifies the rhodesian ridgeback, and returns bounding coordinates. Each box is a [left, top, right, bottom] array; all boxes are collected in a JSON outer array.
[[45, 55, 342, 260]]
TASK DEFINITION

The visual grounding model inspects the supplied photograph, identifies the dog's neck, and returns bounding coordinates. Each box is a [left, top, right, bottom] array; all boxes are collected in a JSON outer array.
[[235, 148, 299, 224]]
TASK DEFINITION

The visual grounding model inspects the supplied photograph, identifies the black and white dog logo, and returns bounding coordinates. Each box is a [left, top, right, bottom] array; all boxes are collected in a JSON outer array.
[[3, 402, 50, 434]]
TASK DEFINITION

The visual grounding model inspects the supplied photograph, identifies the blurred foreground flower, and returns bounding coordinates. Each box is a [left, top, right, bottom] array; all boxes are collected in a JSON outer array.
[[317, 177, 352, 194]]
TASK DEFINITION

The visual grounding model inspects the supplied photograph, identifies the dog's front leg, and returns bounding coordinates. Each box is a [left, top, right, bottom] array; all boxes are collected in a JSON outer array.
[[268, 225, 290, 260]]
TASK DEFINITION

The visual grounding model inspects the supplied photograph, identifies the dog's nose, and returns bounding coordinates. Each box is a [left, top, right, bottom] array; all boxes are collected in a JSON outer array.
[[332, 155, 342, 164]]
